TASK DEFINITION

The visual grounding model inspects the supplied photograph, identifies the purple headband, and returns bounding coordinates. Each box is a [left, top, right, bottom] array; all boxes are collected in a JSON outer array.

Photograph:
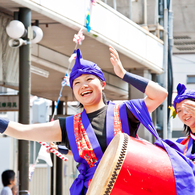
[[173, 83, 195, 111], [69, 49, 105, 89]]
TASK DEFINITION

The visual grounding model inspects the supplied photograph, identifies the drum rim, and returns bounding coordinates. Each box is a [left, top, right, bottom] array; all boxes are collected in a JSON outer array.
[[103, 133, 129, 195]]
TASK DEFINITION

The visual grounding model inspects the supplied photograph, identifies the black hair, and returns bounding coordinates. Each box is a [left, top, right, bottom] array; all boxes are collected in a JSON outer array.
[[184, 124, 191, 136], [1, 170, 15, 186]]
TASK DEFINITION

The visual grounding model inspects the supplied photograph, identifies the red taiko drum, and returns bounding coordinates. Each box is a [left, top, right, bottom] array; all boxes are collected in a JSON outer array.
[[87, 133, 176, 195]]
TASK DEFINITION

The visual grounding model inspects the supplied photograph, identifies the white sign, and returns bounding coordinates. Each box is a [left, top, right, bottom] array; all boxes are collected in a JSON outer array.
[[0, 95, 19, 111]]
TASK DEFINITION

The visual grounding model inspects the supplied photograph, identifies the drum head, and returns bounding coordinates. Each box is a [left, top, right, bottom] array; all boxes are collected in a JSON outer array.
[[87, 133, 128, 195]]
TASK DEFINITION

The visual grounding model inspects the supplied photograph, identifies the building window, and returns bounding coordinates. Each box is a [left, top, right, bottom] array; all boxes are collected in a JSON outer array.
[[187, 75, 195, 84]]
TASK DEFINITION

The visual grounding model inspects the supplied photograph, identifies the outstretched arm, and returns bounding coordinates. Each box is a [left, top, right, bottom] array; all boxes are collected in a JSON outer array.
[[2, 119, 62, 142], [109, 45, 168, 113]]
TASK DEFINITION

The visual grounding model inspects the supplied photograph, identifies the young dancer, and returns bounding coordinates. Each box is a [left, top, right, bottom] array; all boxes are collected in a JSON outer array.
[[0, 46, 167, 195], [173, 83, 195, 161]]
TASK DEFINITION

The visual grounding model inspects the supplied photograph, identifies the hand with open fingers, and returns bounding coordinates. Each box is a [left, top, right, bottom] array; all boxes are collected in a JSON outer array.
[[183, 100, 195, 116], [109, 45, 126, 79]]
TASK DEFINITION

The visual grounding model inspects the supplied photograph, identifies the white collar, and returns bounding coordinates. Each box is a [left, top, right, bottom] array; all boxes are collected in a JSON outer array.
[[190, 133, 195, 140]]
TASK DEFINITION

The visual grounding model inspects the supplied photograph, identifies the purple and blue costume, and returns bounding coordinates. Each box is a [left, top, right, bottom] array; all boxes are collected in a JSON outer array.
[[66, 51, 195, 195]]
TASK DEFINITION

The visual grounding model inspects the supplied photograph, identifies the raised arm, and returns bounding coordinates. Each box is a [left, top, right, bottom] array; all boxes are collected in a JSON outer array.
[[109, 45, 167, 113], [144, 81, 168, 113], [2, 119, 62, 142]]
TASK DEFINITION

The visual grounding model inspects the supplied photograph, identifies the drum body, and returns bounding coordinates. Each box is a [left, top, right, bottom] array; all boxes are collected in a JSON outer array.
[[87, 133, 176, 195]]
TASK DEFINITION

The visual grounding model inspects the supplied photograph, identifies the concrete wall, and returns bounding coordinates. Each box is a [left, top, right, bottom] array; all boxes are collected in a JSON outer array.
[[105, 0, 147, 24], [14, 0, 164, 73]]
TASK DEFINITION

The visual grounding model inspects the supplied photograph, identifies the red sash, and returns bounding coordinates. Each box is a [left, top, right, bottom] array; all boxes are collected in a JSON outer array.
[[73, 104, 122, 167]]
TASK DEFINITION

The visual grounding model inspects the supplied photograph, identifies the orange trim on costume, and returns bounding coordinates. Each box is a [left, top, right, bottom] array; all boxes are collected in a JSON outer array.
[[114, 104, 123, 135], [180, 136, 190, 156]]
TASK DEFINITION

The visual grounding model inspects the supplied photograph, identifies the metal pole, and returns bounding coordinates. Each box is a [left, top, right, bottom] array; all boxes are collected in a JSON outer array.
[[113, 0, 117, 10], [50, 101, 55, 195], [129, 0, 132, 19], [167, 0, 173, 139], [143, 0, 147, 25], [18, 8, 31, 195], [154, 0, 158, 25], [50, 150, 55, 195], [156, 0, 169, 139], [56, 101, 64, 195], [163, 0, 168, 139], [154, 0, 159, 37]]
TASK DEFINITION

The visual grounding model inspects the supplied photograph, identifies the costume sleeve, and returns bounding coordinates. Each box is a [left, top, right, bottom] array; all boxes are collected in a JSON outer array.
[[58, 117, 71, 150], [0, 118, 9, 134]]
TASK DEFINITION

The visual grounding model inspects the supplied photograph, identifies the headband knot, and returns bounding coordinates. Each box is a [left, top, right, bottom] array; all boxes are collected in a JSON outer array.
[[177, 83, 186, 95]]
